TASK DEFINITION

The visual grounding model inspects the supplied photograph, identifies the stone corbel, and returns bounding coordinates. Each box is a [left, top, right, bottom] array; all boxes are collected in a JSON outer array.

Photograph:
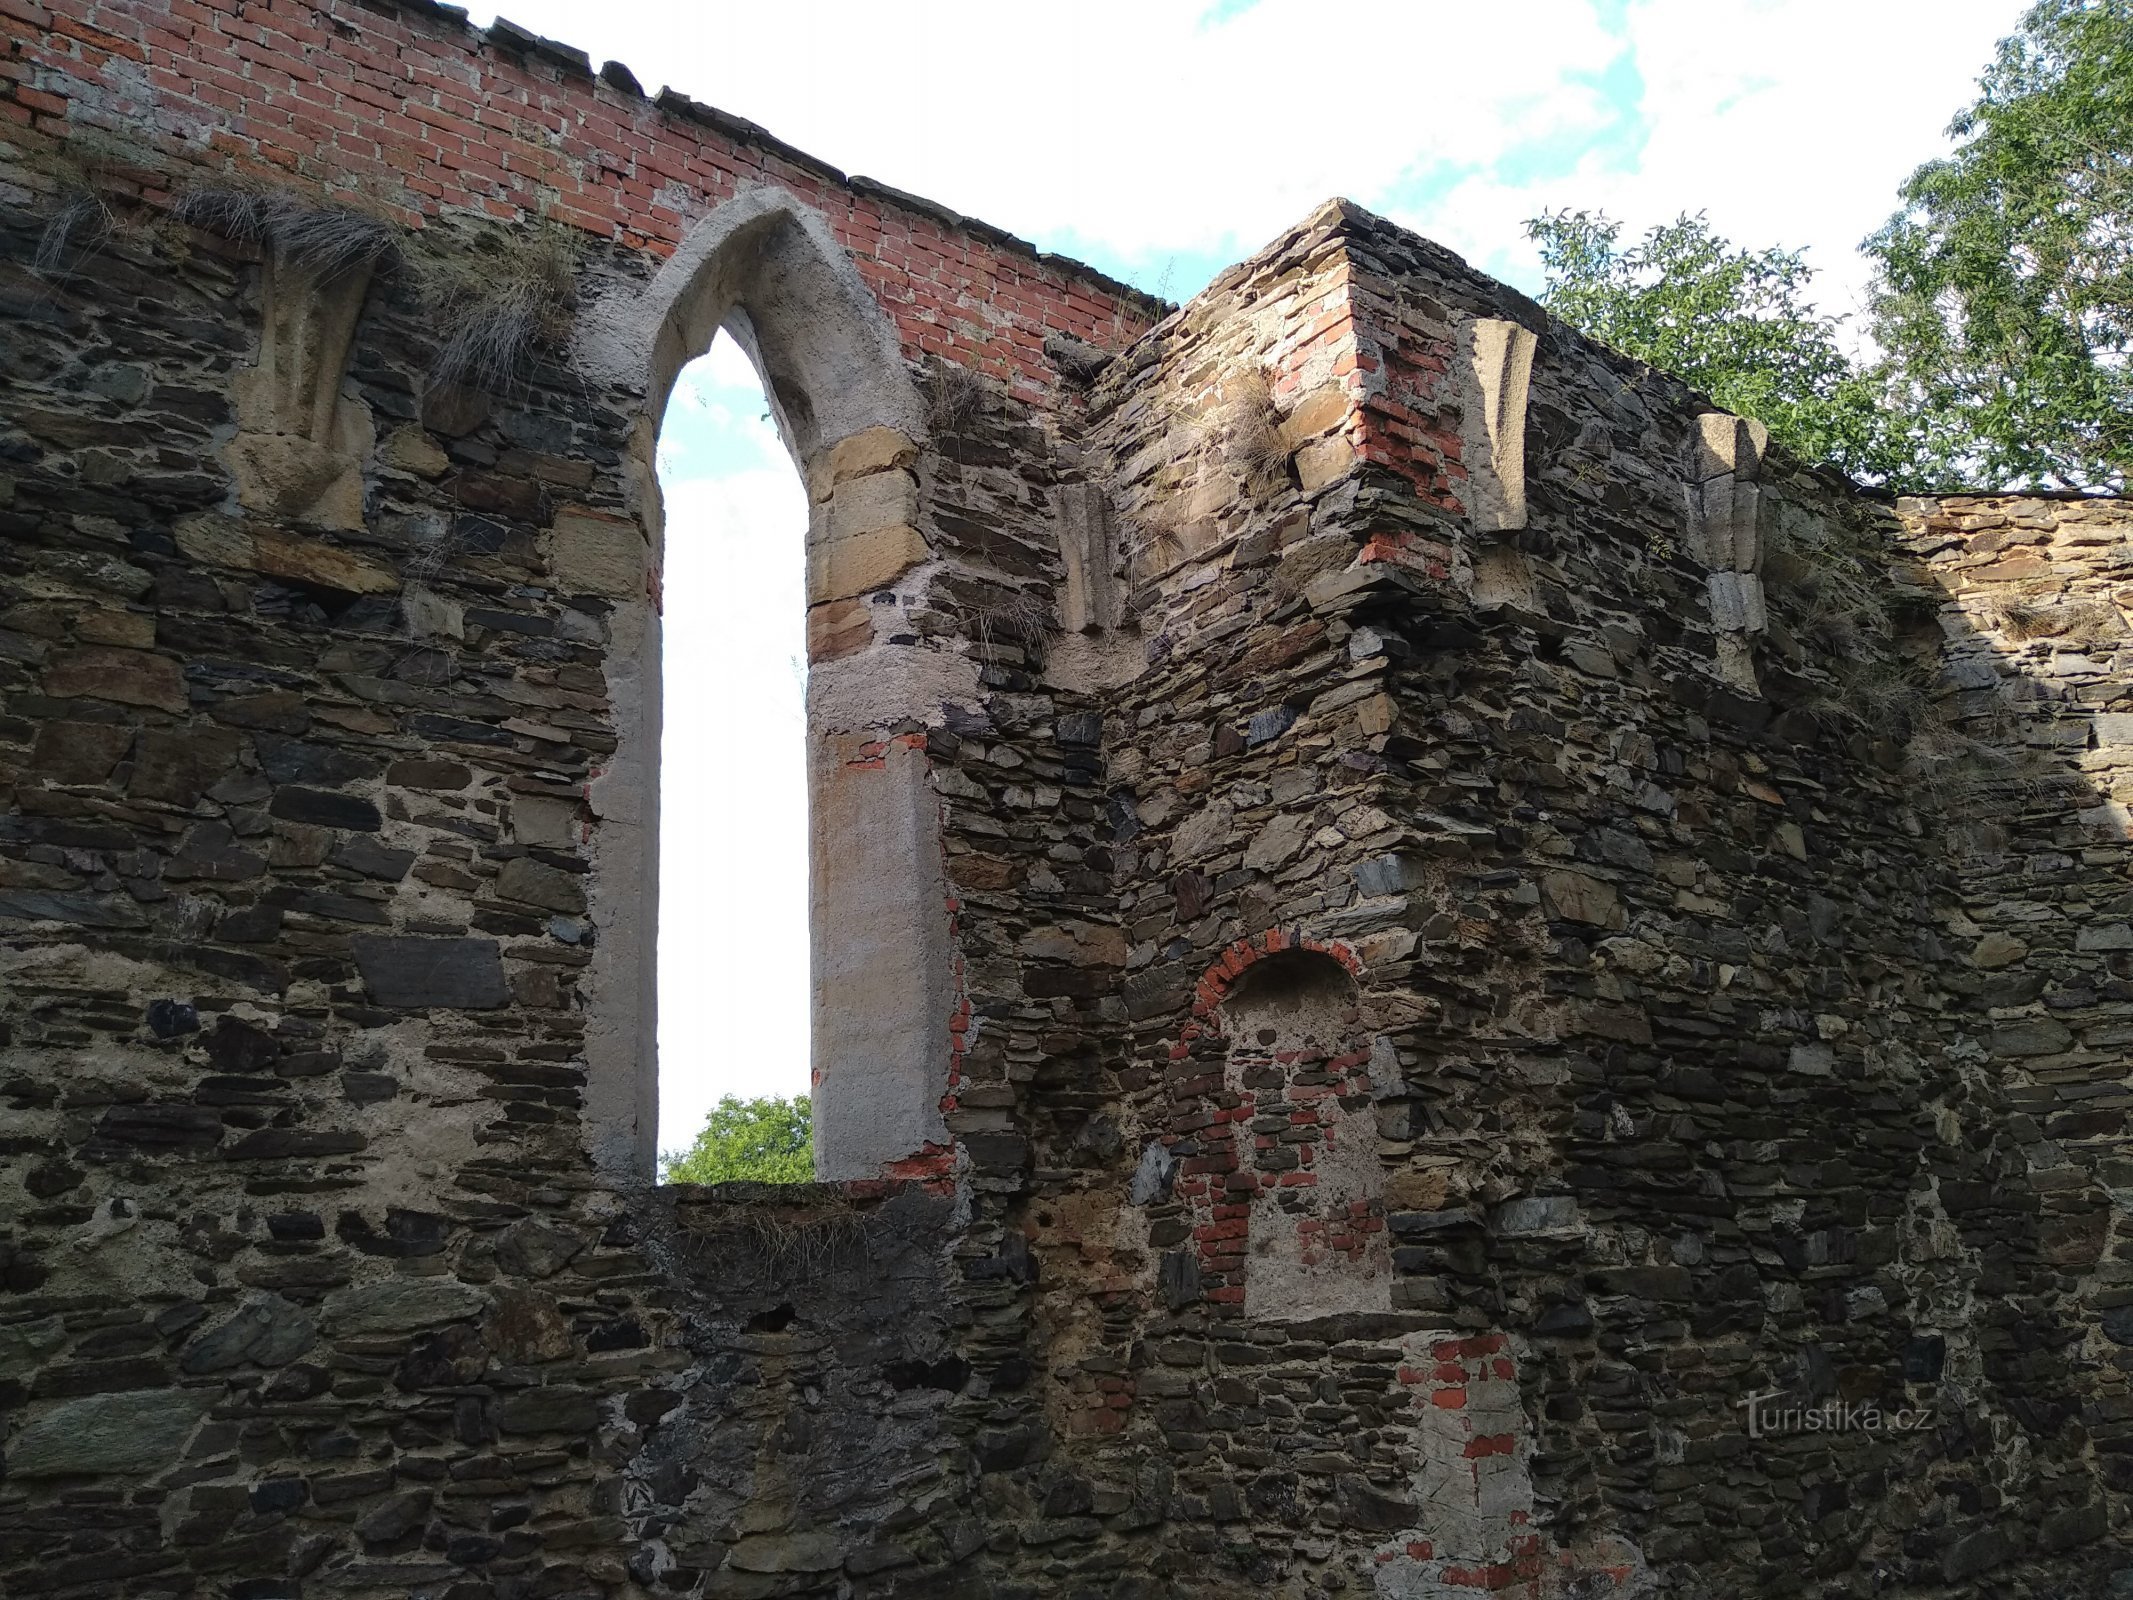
[[1687, 412, 1769, 691], [224, 248, 379, 531], [1459, 316, 1538, 533]]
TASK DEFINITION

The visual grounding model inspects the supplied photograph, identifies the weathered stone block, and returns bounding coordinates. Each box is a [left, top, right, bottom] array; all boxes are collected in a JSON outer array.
[[5, 1389, 217, 1477], [322, 1279, 485, 1336], [128, 728, 242, 806], [543, 508, 649, 598], [43, 647, 188, 712], [497, 856, 588, 914], [807, 521, 928, 602], [827, 467, 918, 542], [807, 597, 873, 661], [826, 425, 916, 482], [1540, 870, 1620, 927], [175, 513, 398, 594], [351, 937, 510, 1009]]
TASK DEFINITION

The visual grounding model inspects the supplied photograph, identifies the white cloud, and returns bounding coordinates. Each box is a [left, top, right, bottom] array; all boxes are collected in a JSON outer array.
[[1414, 0, 2023, 319]]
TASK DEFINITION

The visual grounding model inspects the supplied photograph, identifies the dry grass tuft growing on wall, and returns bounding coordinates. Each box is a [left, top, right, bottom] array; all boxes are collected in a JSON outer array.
[[1216, 369, 1288, 482], [171, 182, 398, 280], [925, 362, 987, 440], [968, 585, 1055, 668], [408, 220, 581, 395], [32, 185, 114, 278]]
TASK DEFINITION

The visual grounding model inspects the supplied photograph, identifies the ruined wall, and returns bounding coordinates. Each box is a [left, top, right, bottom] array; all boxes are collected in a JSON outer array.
[[2, 4, 2130, 1598]]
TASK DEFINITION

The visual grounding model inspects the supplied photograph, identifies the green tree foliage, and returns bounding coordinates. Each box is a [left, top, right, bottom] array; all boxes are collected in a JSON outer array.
[[1525, 209, 1918, 484], [661, 1094, 813, 1184], [1865, 0, 2132, 491]]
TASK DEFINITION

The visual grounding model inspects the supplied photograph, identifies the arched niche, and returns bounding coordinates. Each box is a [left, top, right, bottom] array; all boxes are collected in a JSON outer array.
[[574, 189, 968, 1185], [1197, 936, 1391, 1320]]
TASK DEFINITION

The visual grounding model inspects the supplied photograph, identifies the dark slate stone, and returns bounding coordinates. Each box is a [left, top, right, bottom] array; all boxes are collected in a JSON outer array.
[[1173, 869, 1209, 920], [1903, 1333, 1947, 1380], [340, 1071, 398, 1105], [336, 1208, 447, 1258], [217, 905, 283, 943], [254, 737, 380, 787], [1352, 853, 1421, 897], [1334, 1475, 1415, 1532], [223, 1129, 366, 1160], [205, 1015, 278, 1073], [1941, 1528, 2013, 1583], [146, 999, 199, 1039], [328, 837, 415, 881], [351, 936, 510, 1009], [385, 759, 471, 790], [1057, 711, 1103, 747], [1246, 703, 1299, 746], [269, 787, 383, 831], [494, 1217, 588, 1279], [249, 1479, 307, 1514], [0, 890, 149, 928], [496, 1389, 600, 1435], [585, 1317, 648, 1352], [408, 713, 513, 747], [972, 1424, 1044, 1472], [1534, 1302, 1595, 1338], [1159, 1249, 1200, 1310], [88, 1102, 224, 1155], [464, 607, 554, 637], [179, 1295, 316, 1373]]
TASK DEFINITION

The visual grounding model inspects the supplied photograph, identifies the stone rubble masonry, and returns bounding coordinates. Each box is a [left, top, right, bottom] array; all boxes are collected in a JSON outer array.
[[1, 4, 2130, 1598]]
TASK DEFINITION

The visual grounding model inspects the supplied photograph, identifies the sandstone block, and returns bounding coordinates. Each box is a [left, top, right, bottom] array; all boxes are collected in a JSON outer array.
[[807, 522, 928, 603], [176, 513, 399, 595], [827, 468, 919, 543], [381, 425, 450, 478], [1706, 572, 1766, 632], [1294, 433, 1355, 492], [1279, 386, 1349, 446], [807, 598, 873, 661], [485, 1286, 574, 1363], [2092, 713, 2133, 747], [826, 425, 917, 482], [544, 508, 648, 599]]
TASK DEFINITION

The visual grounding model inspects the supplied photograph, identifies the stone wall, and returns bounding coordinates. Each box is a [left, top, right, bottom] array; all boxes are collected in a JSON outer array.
[[2, 5, 2130, 1597]]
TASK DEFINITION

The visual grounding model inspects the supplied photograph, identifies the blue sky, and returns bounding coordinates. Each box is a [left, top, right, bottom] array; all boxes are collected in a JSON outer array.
[[470, 0, 2029, 1153]]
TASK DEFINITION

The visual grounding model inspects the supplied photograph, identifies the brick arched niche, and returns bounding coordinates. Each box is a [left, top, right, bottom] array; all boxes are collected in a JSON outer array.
[[575, 189, 971, 1182], [1181, 935, 1393, 1319]]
